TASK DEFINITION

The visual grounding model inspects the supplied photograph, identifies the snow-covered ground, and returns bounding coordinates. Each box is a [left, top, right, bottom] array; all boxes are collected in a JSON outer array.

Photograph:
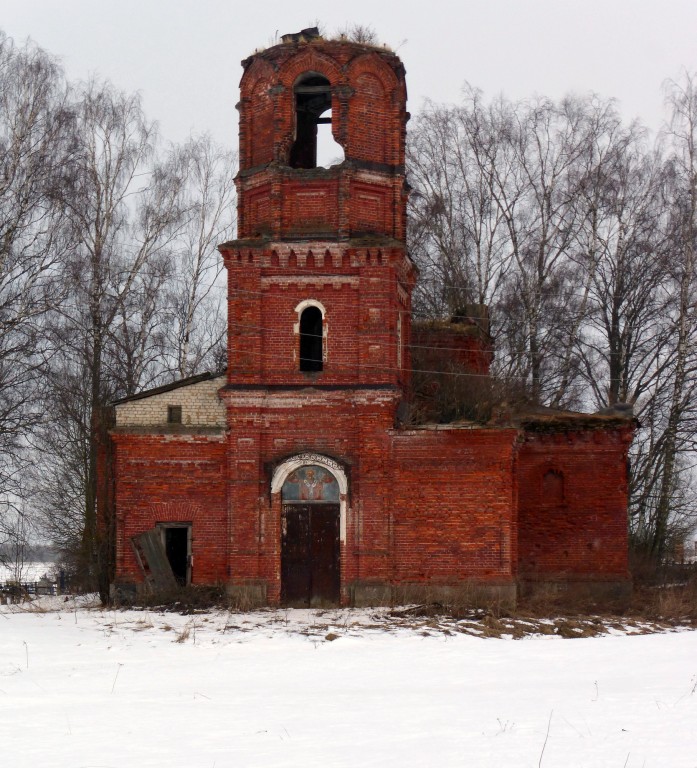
[[1, 598, 695, 767]]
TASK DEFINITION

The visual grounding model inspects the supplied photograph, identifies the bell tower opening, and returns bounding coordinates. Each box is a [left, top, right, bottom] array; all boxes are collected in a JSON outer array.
[[289, 74, 333, 169]]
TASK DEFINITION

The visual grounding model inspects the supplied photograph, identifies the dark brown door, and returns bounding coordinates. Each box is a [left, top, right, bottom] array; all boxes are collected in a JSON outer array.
[[281, 503, 340, 606], [281, 505, 311, 604]]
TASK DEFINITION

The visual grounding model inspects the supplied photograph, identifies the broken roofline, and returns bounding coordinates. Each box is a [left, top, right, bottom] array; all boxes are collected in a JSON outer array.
[[111, 371, 226, 406]]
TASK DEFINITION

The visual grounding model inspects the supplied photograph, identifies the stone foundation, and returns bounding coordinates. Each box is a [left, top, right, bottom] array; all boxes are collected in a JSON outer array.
[[392, 581, 518, 610], [518, 577, 632, 607], [225, 581, 268, 609], [349, 580, 517, 610]]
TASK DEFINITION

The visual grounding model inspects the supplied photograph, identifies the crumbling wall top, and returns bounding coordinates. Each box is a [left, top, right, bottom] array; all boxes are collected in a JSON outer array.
[[241, 31, 406, 83]]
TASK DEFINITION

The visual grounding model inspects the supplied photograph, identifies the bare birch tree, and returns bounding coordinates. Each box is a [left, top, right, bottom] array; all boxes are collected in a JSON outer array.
[[407, 84, 697, 559], [408, 91, 514, 320], [408, 91, 619, 406], [574, 126, 669, 409], [32, 90, 236, 594], [640, 74, 697, 560], [43, 79, 187, 595], [163, 135, 236, 378], [0, 33, 73, 548]]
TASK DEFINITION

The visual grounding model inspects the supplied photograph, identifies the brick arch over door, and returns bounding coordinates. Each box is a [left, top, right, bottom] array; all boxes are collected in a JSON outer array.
[[271, 454, 348, 542], [147, 501, 204, 522]]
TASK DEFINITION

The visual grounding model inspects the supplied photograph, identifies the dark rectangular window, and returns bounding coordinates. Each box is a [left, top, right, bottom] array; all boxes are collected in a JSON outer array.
[[167, 405, 182, 424]]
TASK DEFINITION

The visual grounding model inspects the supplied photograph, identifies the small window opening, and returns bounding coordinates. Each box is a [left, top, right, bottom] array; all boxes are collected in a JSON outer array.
[[299, 306, 323, 371], [167, 405, 182, 424], [290, 74, 334, 169]]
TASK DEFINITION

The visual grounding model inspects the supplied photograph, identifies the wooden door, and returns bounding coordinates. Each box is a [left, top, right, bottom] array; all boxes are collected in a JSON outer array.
[[281, 503, 340, 606]]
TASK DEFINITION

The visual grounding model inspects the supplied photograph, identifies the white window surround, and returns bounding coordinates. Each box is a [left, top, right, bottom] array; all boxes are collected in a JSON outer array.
[[293, 298, 326, 322], [293, 299, 328, 363], [271, 452, 348, 542]]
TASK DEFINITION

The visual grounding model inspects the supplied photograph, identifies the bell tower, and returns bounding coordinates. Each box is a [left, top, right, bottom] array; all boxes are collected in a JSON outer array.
[[218, 30, 416, 606], [219, 28, 416, 390]]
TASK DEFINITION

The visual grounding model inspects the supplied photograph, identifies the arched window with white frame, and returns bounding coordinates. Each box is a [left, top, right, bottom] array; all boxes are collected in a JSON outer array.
[[295, 299, 326, 372]]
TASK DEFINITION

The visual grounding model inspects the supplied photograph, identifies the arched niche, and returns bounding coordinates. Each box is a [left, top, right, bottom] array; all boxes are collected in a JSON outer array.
[[345, 53, 404, 165], [238, 57, 276, 169]]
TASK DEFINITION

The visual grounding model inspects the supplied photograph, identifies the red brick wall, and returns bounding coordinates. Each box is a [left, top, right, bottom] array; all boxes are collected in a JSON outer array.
[[234, 39, 408, 242], [236, 168, 406, 241], [222, 392, 519, 603], [517, 426, 633, 579], [221, 244, 415, 391], [111, 414, 632, 600], [112, 433, 228, 585], [390, 428, 518, 582], [248, 75, 274, 168], [223, 390, 400, 603], [411, 324, 493, 376]]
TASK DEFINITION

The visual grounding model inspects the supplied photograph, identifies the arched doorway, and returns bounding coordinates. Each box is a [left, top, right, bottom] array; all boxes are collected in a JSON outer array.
[[276, 461, 342, 607]]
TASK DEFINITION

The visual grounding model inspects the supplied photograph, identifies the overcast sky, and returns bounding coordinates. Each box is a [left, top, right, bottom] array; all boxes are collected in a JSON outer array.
[[2, 0, 696, 147]]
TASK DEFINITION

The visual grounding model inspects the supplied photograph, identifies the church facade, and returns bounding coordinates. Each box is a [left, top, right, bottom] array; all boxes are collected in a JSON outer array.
[[105, 31, 634, 607]]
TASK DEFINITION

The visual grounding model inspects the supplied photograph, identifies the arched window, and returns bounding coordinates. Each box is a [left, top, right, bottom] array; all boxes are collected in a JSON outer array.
[[290, 74, 334, 169], [299, 305, 323, 371]]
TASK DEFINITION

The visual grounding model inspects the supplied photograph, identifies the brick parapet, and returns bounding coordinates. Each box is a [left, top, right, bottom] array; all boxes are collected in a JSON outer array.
[[411, 323, 493, 376]]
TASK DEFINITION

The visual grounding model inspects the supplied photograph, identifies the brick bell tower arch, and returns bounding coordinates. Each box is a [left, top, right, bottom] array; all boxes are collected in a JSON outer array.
[[219, 28, 416, 607]]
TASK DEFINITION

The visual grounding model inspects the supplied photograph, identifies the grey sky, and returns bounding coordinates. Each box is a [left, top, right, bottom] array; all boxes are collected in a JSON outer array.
[[2, 0, 696, 146]]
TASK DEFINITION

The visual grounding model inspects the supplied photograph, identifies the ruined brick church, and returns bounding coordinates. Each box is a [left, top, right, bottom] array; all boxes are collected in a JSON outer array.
[[105, 30, 634, 607]]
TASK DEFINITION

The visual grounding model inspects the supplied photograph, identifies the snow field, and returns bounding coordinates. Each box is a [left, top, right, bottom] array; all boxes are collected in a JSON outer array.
[[0, 562, 55, 582], [0, 602, 695, 767]]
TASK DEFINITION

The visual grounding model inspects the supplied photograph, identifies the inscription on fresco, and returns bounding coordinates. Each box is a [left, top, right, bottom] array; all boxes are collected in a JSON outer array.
[[293, 453, 342, 472]]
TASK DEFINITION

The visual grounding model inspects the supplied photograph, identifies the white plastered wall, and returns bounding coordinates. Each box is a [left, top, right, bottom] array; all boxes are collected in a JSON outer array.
[[115, 375, 227, 427]]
